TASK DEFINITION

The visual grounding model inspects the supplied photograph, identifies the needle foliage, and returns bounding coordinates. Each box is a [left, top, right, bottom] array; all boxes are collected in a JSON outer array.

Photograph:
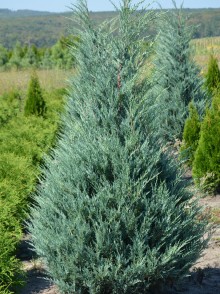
[[149, 1, 206, 143], [24, 72, 46, 117], [29, 1, 208, 293]]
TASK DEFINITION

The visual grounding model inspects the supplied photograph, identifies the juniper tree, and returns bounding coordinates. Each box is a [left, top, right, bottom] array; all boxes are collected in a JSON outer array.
[[149, 1, 206, 143], [29, 1, 208, 293], [24, 72, 46, 117]]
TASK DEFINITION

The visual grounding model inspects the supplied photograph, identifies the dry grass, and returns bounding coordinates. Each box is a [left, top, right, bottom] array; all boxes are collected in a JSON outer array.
[[0, 69, 74, 95], [1, 37, 220, 95], [211, 208, 220, 225], [191, 36, 220, 72]]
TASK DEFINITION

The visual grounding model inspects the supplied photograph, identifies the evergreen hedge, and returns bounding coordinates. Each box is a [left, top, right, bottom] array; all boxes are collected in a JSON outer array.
[[29, 1, 208, 293], [0, 88, 64, 292], [0, 205, 23, 294]]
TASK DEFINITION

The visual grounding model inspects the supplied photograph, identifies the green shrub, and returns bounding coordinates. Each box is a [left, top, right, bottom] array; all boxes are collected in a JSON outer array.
[[180, 102, 201, 166], [204, 54, 220, 95], [0, 202, 24, 294], [193, 92, 220, 192], [24, 72, 46, 117], [29, 1, 208, 293], [0, 87, 64, 292], [0, 90, 22, 126]]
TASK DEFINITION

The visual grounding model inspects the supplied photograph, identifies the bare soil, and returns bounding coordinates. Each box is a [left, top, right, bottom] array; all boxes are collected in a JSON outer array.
[[17, 195, 220, 294]]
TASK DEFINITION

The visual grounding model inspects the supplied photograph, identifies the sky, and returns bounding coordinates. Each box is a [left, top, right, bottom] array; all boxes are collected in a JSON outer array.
[[0, 0, 219, 13]]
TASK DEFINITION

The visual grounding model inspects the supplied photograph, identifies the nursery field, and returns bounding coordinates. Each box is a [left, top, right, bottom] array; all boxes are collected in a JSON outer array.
[[1, 30, 220, 294], [0, 71, 66, 293], [0, 36, 219, 95]]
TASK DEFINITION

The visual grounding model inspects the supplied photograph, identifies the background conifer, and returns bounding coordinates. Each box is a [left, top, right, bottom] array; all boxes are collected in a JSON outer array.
[[193, 92, 220, 192], [149, 1, 206, 143], [29, 1, 208, 293], [204, 53, 220, 94], [24, 72, 46, 116], [180, 102, 201, 166]]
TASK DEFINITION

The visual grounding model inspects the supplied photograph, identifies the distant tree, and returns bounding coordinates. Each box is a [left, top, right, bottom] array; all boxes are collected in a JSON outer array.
[[50, 36, 77, 69], [24, 72, 46, 117], [22, 45, 39, 68], [41, 48, 53, 69], [180, 102, 201, 166], [0, 45, 9, 67], [204, 54, 220, 95], [8, 41, 23, 69], [50, 41, 64, 68]]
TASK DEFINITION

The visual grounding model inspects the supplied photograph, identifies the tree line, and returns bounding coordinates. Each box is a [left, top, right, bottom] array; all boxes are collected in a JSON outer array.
[[0, 36, 79, 70], [1, 8, 220, 50]]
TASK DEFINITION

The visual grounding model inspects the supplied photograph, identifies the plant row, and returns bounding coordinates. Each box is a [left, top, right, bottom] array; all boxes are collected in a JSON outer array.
[[181, 54, 220, 193], [0, 75, 64, 293], [0, 36, 79, 71]]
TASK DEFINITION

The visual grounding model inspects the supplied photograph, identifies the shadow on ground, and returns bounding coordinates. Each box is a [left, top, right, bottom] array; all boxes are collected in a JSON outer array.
[[163, 267, 220, 294], [18, 270, 53, 294]]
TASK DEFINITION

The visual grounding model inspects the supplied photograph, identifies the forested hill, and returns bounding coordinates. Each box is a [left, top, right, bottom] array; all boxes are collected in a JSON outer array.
[[0, 8, 220, 48], [0, 8, 52, 17]]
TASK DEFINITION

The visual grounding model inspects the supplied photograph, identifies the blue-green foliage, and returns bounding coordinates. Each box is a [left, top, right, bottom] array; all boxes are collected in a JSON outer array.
[[29, 1, 208, 293], [149, 1, 206, 143]]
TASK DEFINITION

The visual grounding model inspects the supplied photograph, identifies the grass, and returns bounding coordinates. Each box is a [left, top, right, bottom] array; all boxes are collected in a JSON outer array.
[[210, 208, 220, 225], [191, 36, 220, 72], [1, 37, 220, 95], [0, 36, 220, 95], [0, 69, 74, 96]]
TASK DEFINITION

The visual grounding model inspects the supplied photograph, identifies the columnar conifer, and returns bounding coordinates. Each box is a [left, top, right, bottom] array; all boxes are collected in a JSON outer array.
[[24, 72, 46, 117], [193, 92, 220, 192], [180, 102, 201, 166], [149, 1, 206, 143], [204, 53, 220, 94], [29, 1, 208, 293]]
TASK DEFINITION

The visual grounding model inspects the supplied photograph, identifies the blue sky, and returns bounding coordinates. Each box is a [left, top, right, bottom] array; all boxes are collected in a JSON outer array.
[[0, 0, 219, 12]]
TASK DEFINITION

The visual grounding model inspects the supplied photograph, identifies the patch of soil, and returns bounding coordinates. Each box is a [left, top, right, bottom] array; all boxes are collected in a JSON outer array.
[[16, 235, 59, 294], [19, 270, 57, 294]]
